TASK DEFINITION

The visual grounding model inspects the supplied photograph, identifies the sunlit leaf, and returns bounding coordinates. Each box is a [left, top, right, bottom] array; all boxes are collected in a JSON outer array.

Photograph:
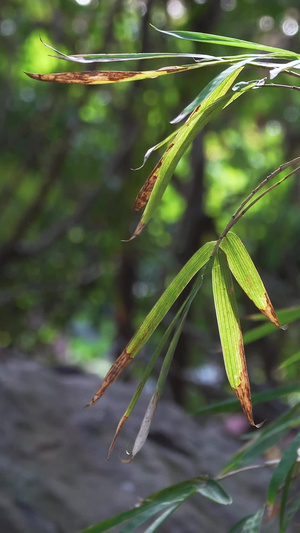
[[267, 431, 300, 505], [220, 232, 282, 328], [86, 241, 214, 407], [79, 477, 231, 533], [132, 61, 250, 238], [227, 507, 264, 533], [154, 26, 298, 56], [212, 249, 258, 426]]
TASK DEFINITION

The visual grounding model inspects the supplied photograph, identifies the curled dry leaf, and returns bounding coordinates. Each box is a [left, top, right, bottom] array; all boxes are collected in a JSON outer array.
[[24, 64, 199, 85]]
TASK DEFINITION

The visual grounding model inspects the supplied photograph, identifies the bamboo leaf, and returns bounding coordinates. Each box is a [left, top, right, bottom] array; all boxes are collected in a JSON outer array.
[[193, 384, 300, 415], [86, 241, 214, 406], [220, 232, 282, 328], [25, 63, 201, 85], [227, 507, 264, 533], [281, 492, 300, 532], [223, 406, 300, 474], [280, 350, 300, 369], [244, 305, 300, 344], [154, 26, 298, 56], [79, 477, 231, 533], [131, 61, 250, 238], [279, 465, 294, 533], [39, 38, 219, 63], [212, 249, 258, 426], [267, 431, 300, 505]]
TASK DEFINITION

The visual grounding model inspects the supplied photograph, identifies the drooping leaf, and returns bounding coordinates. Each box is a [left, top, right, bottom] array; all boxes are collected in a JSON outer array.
[[193, 384, 300, 415], [25, 63, 201, 85], [86, 241, 214, 407], [267, 431, 300, 505], [131, 61, 251, 238], [220, 232, 282, 328], [79, 477, 231, 533], [227, 507, 265, 533], [223, 406, 300, 474], [154, 26, 298, 56], [109, 271, 205, 458], [212, 249, 257, 426]]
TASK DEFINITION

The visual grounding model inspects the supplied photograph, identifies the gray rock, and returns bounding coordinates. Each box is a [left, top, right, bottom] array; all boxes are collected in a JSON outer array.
[[0, 359, 282, 532]]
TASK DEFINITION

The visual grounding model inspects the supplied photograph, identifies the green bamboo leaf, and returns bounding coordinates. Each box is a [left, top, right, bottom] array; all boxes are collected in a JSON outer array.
[[154, 26, 298, 56], [123, 273, 202, 462], [227, 507, 264, 533], [281, 492, 300, 532], [280, 350, 300, 369], [87, 241, 214, 406], [212, 249, 257, 426], [193, 384, 300, 415], [267, 431, 300, 505], [244, 305, 300, 344], [223, 406, 300, 474], [171, 61, 267, 124], [142, 505, 180, 533], [25, 62, 201, 85], [80, 477, 231, 533], [279, 465, 294, 533], [132, 61, 251, 238], [220, 232, 282, 328]]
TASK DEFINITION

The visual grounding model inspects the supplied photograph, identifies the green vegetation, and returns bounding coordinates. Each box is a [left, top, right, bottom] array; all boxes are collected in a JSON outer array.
[[3, 1, 300, 530]]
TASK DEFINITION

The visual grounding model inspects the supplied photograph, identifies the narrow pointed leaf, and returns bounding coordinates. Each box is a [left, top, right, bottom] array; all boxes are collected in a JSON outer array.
[[220, 232, 282, 328], [142, 505, 180, 533], [80, 477, 231, 533], [124, 276, 199, 462], [86, 241, 214, 406], [228, 507, 264, 533], [280, 350, 300, 369], [212, 249, 256, 426], [25, 63, 201, 85], [171, 57, 267, 124], [134, 129, 179, 170], [281, 492, 300, 532], [244, 305, 300, 344], [279, 465, 294, 533], [155, 26, 298, 55], [223, 406, 300, 474], [132, 61, 250, 237], [39, 39, 219, 63], [193, 384, 300, 415], [267, 431, 300, 505]]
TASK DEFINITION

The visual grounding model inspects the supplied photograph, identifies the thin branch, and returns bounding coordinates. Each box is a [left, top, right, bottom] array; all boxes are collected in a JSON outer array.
[[210, 156, 300, 259], [216, 457, 300, 481]]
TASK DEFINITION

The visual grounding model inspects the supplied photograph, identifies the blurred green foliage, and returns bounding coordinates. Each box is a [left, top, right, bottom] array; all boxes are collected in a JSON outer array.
[[1, 0, 300, 402]]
